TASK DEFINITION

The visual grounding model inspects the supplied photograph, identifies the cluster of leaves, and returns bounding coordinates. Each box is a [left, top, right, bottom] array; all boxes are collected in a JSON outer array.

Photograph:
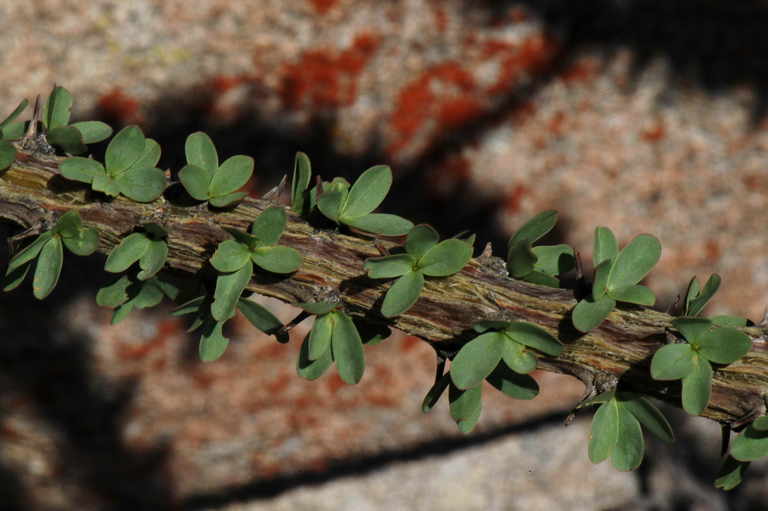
[[40, 86, 113, 155], [506, 210, 575, 287], [650, 317, 750, 415], [291, 153, 413, 236], [582, 391, 674, 471], [96, 273, 178, 325], [178, 132, 254, 207], [61, 125, 165, 202], [716, 416, 768, 490], [364, 225, 473, 317], [0, 99, 28, 170], [572, 227, 661, 332], [3, 211, 98, 299]]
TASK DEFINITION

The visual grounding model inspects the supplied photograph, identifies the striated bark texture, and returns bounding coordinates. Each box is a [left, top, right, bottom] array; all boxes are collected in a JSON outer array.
[[1, 146, 767, 426]]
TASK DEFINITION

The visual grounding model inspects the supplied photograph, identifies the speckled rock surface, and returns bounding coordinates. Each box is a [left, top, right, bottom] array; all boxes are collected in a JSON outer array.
[[2, 1, 768, 510]]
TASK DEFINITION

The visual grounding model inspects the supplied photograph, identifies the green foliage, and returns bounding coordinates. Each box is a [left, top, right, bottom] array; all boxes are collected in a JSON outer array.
[[60, 125, 165, 202], [650, 317, 751, 415], [104, 225, 168, 280], [3, 211, 98, 298], [572, 228, 662, 332], [42, 85, 112, 154], [178, 131, 253, 207], [0, 98, 29, 141], [96, 274, 174, 324], [582, 392, 673, 471], [507, 210, 575, 287], [684, 274, 721, 316], [715, 456, 750, 491], [365, 224, 473, 317], [449, 383, 483, 433], [730, 416, 768, 462]]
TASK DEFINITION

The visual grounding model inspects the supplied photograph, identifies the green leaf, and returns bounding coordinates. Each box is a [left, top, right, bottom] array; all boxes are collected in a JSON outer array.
[[450, 332, 505, 389], [449, 384, 482, 434], [308, 313, 333, 360], [650, 343, 695, 380], [3, 263, 30, 292], [607, 234, 662, 291], [105, 125, 146, 174], [681, 354, 712, 415], [172, 296, 205, 317], [210, 155, 253, 196], [92, 173, 120, 196], [291, 151, 312, 214], [61, 227, 99, 256], [591, 259, 612, 299], [485, 363, 539, 399], [578, 391, 616, 409], [250, 206, 286, 246], [137, 240, 168, 280], [422, 373, 451, 412], [332, 312, 365, 384], [620, 396, 674, 443], [418, 239, 472, 277], [697, 327, 751, 364], [130, 279, 164, 309], [96, 275, 132, 307], [60, 157, 105, 184], [710, 315, 748, 328], [237, 299, 286, 341], [6, 231, 53, 274], [687, 274, 721, 316], [532, 244, 575, 276], [506, 241, 536, 279], [589, 399, 619, 463], [47, 126, 86, 154], [52, 210, 82, 237], [317, 190, 345, 221], [211, 260, 252, 321], [71, 121, 113, 144], [572, 296, 615, 332], [299, 302, 338, 315], [251, 245, 302, 274], [753, 416, 768, 431], [405, 225, 439, 259], [509, 210, 558, 246], [731, 423, 768, 461], [381, 270, 424, 317], [208, 191, 247, 207], [179, 164, 213, 201], [341, 164, 392, 219], [521, 271, 562, 288], [593, 226, 618, 267], [297, 331, 333, 380], [104, 232, 150, 273], [611, 405, 644, 471], [1, 122, 24, 141], [364, 254, 415, 279], [115, 166, 166, 202], [504, 321, 563, 356], [185, 131, 219, 173], [199, 320, 229, 362], [472, 320, 512, 333], [132, 138, 162, 170], [44, 85, 72, 129], [344, 213, 414, 236], [500, 341, 537, 374], [0, 98, 28, 128], [210, 239, 251, 273], [0, 140, 16, 170], [111, 303, 134, 324], [715, 456, 750, 491], [672, 317, 712, 344], [32, 237, 63, 299], [608, 284, 655, 306]]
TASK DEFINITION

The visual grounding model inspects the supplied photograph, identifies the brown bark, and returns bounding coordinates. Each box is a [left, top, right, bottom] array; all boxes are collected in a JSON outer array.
[[1, 147, 767, 425]]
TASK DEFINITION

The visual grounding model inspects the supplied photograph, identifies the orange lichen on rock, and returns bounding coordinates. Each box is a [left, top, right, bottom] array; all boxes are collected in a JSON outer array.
[[484, 34, 559, 94], [503, 184, 529, 214], [279, 33, 379, 109], [308, 0, 339, 15], [97, 87, 143, 125]]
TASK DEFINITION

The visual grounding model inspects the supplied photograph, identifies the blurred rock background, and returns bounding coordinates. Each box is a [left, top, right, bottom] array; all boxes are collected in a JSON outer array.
[[1, 0, 768, 509]]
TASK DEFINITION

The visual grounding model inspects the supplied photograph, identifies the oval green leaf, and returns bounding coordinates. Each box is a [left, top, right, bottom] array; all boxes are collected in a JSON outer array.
[[344, 213, 414, 236], [208, 191, 246, 208], [506, 241, 536, 279], [250, 206, 286, 246], [237, 298, 285, 341], [697, 327, 751, 365], [504, 321, 563, 356], [137, 240, 168, 280], [47, 126, 85, 154], [532, 244, 575, 276], [116, 166, 166, 203], [6, 231, 53, 274], [71, 121, 113, 144], [608, 284, 656, 306], [0, 140, 16, 171], [0, 98, 28, 128], [61, 227, 99, 256], [572, 296, 615, 333], [364, 254, 415, 279], [450, 332, 505, 389], [672, 317, 712, 344], [199, 320, 229, 362], [308, 313, 333, 360], [611, 405, 645, 471], [210, 155, 253, 196], [681, 354, 713, 415], [593, 226, 618, 267], [331, 312, 365, 384], [179, 164, 213, 201], [591, 259, 612, 299], [210, 239, 251, 273], [508, 210, 557, 246], [131, 138, 162, 170], [32, 237, 63, 299], [299, 302, 338, 315], [381, 270, 424, 318], [650, 343, 695, 380], [60, 157, 105, 184], [251, 245, 302, 274], [44, 85, 72, 129], [185, 131, 219, 172], [449, 384, 483, 434], [501, 341, 537, 374], [297, 331, 334, 380], [620, 396, 674, 443], [105, 232, 150, 273], [405, 224, 439, 259], [96, 275, 132, 307], [589, 399, 619, 463], [317, 190, 345, 222], [485, 363, 539, 399], [715, 456, 750, 490], [418, 239, 472, 277], [607, 234, 661, 291], [731, 425, 768, 461], [341, 165, 392, 219], [105, 125, 146, 174], [686, 274, 721, 316], [291, 151, 312, 214], [211, 260, 252, 322]]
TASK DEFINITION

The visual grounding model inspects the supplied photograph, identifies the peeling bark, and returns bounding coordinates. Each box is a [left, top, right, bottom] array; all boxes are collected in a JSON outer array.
[[1, 147, 767, 424]]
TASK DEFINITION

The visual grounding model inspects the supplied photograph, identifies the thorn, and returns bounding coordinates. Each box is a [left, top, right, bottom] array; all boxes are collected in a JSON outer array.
[[758, 307, 768, 328], [262, 175, 287, 203], [666, 294, 680, 315], [20, 95, 54, 155], [24, 95, 42, 140], [574, 249, 584, 280], [480, 242, 493, 259]]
